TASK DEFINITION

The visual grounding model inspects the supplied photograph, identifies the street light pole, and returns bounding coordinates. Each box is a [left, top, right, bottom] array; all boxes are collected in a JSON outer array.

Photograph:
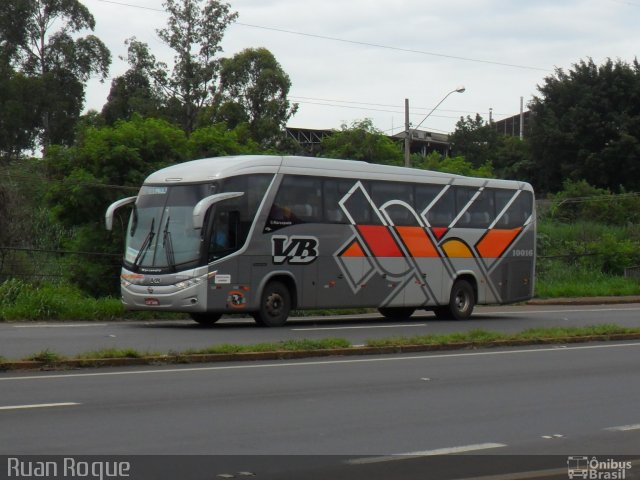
[[404, 86, 466, 168], [404, 98, 411, 167]]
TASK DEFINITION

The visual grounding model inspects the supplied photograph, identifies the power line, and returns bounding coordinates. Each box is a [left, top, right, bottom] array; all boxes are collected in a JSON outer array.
[[234, 23, 550, 72], [290, 96, 503, 117], [608, 0, 640, 6], [95, 0, 163, 12], [92, 0, 550, 72], [293, 100, 462, 120]]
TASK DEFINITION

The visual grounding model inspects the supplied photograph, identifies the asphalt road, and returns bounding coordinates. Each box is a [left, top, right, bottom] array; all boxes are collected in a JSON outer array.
[[1, 341, 640, 478], [2, 303, 640, 359]]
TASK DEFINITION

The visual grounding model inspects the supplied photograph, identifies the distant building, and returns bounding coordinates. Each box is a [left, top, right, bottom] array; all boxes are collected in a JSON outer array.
[[391, 129, 451, 156], [285, 126, 451, 156], [285, 127, 333, 154], [492, 110, 532, 138]]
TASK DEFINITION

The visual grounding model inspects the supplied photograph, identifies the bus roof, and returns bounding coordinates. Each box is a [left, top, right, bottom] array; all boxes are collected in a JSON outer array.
[[144, 155, 532, 191]]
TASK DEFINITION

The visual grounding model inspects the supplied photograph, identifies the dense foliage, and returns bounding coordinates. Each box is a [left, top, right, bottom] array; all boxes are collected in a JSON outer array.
[[529, 58, 640, 193], [214, 48, 298, 147], [0, 0, 111, 149], [319, 119, 403, 165]]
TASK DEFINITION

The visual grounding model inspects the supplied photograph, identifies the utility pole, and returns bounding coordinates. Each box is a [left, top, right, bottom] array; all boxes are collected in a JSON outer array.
[[519, 96, 524, 140], [404, 98, 411, 167]]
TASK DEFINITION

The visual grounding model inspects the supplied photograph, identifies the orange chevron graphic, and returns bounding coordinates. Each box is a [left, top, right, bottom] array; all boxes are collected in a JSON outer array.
[[476, 228, 522, 258], [341, 240, 366, 257], [395, 227, 440, 257]]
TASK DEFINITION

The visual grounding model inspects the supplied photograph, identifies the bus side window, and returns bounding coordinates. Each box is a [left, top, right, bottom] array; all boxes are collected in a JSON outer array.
[[454, 187, 477, 227], [465, 189, 495, 229], [371, 181, 413, 225], [265, 176, 322, 231], [499, 190, 533, 229], [426, 187, 455, 227], [209, 209, 240, 261], [323, 180, 350, 223], [415, 184, 443, 213]]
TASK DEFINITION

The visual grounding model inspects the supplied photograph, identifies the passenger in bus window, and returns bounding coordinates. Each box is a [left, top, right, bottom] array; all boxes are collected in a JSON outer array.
[[266, 204, 300, 230]]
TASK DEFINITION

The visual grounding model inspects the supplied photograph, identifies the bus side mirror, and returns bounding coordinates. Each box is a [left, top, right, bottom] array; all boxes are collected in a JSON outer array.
[[192, 192, 244, 230], [105, 196, 137, 231]]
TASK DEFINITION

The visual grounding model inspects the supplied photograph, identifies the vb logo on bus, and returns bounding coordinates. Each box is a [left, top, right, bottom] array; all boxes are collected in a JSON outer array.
[[272, 235, 319, 265]]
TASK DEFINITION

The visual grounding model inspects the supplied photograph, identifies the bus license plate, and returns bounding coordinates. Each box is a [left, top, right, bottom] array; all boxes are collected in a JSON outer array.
[[144, 298, 160, 306]]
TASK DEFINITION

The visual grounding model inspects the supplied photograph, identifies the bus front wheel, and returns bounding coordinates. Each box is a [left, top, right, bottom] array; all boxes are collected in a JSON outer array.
[[190, 312, 222, 327], [253, 281, 291, 327], [434, 279, 475, 320], [378, 307, 416, 320]]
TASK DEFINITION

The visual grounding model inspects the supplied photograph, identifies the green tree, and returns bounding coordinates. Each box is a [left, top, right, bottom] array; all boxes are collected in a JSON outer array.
[[414, 151, 494, 178], [319, 119, 403, 165], [187, 123, 259, 158], [0, 67, 41, 160], [530, 58, 640, 193], [157, 0, 237, 134], [102, 71, 162, 125], [44, 117, 189, 295], [0, 0, 111, 148], [101, 38, 165, 125], [448, 114, 500, 167], [492, 136, 535, 182], [214, 47, 298, 147]]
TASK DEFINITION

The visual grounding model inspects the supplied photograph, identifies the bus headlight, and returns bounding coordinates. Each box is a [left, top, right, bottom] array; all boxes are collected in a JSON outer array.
[[174, 277, 203, 290]]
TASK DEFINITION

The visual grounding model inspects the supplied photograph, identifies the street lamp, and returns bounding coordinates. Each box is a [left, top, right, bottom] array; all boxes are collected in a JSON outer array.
[[404, 85, 466, 167]]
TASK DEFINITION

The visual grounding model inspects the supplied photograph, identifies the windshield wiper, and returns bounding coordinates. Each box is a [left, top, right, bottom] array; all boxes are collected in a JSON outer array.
[[133, 217, 155, 269], [162, 215, 176, 271], [129, 204, 138, 237]]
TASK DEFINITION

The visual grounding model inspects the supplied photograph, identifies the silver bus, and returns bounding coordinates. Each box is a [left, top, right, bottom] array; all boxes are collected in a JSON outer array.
[[105, 155, 535, 327]]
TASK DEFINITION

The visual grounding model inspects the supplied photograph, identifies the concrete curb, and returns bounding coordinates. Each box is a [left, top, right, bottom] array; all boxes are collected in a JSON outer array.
[[2, 333, 640, 372], [527, 296, 640, 305]]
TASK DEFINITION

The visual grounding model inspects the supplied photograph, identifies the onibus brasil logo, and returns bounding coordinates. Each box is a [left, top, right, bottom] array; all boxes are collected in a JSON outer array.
[[567, 456, 632, 479]]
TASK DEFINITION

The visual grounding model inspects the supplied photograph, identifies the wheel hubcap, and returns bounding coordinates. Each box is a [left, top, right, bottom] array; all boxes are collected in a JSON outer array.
[[266, 293, 283, 317], [455, 291, 468, 312]]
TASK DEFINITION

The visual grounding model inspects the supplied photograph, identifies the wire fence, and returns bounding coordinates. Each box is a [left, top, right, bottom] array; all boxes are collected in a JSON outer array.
[[0, 246, 122, 282]]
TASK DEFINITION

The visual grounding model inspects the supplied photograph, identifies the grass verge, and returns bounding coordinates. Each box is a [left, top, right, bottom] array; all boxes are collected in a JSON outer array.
[[2, 325, 639, 371], [364, 324, 638, 347]]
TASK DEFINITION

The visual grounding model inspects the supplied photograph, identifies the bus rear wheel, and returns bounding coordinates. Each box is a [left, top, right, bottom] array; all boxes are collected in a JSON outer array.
[[253, 281, 291, 327], [190, 312, 222, 327], [378, 307, 416, 320], [434, 279, 475, 320]]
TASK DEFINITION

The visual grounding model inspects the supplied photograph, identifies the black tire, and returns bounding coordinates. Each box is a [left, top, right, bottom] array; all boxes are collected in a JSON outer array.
[[190, 312, 222, 327], [434, 279, 475, 320], [253, 281, 291, 327], [378, 307, 416, 320]]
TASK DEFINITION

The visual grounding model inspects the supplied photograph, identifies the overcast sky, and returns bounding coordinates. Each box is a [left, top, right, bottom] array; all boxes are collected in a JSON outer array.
[[82, 0, 639, 135]]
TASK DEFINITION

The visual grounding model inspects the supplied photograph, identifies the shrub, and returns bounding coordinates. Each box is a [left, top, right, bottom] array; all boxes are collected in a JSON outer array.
[[0, 280, 123, 321]]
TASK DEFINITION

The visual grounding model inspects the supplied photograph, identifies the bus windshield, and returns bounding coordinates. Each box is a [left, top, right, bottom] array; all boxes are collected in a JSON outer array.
[[125, 184, 213, 271], [124, 175, 272, 272]]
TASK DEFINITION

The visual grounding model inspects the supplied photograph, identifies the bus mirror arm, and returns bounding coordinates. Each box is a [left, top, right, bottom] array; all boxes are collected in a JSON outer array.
[[192, 192, 244, 230], [105, 196, 137, 231]]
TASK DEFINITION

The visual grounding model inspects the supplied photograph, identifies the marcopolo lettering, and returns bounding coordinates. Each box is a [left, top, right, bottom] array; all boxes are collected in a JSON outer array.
[[272, 236, 319, 264]]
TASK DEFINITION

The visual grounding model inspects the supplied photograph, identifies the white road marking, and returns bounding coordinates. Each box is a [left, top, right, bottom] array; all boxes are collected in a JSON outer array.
[[347, 443, 507, 464], [0, 402, 80, 410], [13, 324, 107, 328], [476, 306, 640, 316], [1, 341, 638, 382], [606, 423, 640, 431], [292, 324, 427, 331]]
